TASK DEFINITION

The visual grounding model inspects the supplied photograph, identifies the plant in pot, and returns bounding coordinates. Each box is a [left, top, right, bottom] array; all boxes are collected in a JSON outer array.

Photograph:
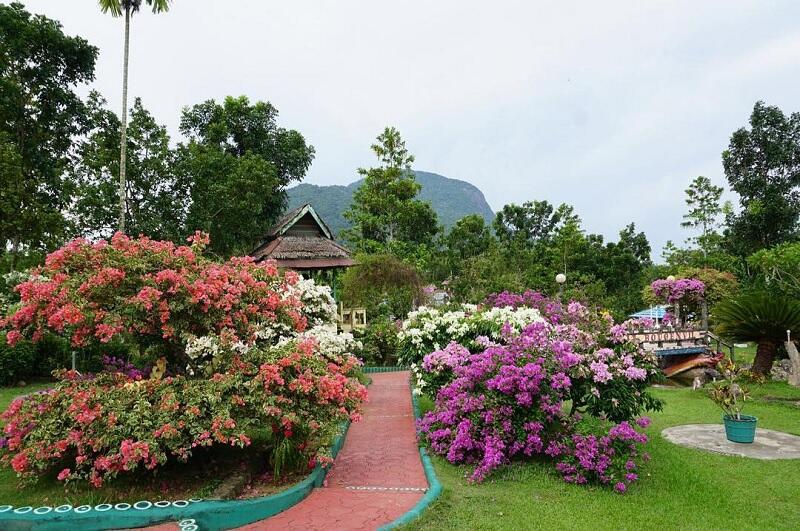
[[708, 358, 757, 443]]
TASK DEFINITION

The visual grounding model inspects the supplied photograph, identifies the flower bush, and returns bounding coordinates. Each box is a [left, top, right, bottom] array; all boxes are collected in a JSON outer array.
[[415, 291, 662, 491], [650, 278, 705, 304], [0, 233, 367, 487], [397, 304, 544, 366], [1, 339, 366, 486]]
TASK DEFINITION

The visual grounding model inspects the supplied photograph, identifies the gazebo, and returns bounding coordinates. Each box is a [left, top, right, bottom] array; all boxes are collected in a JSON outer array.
[[250, 204, 355, 276]]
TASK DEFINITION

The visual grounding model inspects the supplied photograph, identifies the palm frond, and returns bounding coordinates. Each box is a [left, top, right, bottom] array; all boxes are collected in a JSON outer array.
[[714, 291, 800, 342]]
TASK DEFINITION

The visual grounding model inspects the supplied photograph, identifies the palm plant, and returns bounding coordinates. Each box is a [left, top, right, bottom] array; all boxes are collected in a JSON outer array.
[[714, 291, 800, 377], [98, 0, 171, 234]]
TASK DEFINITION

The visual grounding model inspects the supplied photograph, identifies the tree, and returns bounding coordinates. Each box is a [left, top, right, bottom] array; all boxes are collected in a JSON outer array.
[[438, 214, 495, 277], [747, 242, 800, 298], [71, 92, 184, 240], [343, 127, 439, 254], [715, 291, 800, 377], [340, 253, 423, 319], [493, 201, 578, 248], [98, 0, 171, 234], [0, 3, 98, 263], [176, 96, 314, 256], [681, 176, 727, 257], [723, 102, 800, 255]]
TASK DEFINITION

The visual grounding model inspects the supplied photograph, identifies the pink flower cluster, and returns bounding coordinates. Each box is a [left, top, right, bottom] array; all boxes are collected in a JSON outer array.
[[416, 291, 663, 490], [650, 278, 705, 304], [1, 233, 305, 366]]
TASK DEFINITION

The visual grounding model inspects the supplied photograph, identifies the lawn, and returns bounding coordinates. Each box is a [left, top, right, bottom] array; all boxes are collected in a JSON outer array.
[[407, 382, 800, 531], [0, 383, 302, 507]]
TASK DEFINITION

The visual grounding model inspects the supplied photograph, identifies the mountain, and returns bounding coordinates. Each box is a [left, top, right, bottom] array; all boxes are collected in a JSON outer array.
[[285, 171, 495, 237]]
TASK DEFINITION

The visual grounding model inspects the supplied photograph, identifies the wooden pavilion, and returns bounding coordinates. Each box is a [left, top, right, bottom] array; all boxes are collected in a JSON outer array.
[[250, 204, 355, 275]]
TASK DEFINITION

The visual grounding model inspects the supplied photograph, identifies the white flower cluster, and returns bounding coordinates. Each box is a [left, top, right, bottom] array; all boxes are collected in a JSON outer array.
[[282, 325, 363, 360], [285, 278, 338, 327], [184, 278, 351, 374], [397, 304, 545, 365]]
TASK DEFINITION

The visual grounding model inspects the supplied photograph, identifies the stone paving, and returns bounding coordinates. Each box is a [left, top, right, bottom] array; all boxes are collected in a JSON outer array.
[[662, 424, 800, 459]]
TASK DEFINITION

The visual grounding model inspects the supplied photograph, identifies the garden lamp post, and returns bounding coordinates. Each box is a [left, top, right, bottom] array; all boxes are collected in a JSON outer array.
[[556, 273, 566, 301]]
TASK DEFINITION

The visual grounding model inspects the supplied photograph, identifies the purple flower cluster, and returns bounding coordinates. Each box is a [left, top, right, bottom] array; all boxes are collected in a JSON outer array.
[[101, 355, 150, 380], [416, 290, 662, 491], [484, 289, 547, 309], [650, 278, 705, 304], [552, 420, 650, 493]]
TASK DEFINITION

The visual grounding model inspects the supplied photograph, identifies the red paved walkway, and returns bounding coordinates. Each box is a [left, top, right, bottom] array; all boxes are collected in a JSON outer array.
[[142, 371, 426, 531], [239, 371, 426, 530]]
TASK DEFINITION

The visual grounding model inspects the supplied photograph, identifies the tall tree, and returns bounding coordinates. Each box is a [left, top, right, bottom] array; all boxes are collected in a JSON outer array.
[[343, 127, 438, 254], [681, 176, 727, 258], [176, 96, 314, 256], [0, 3, 97, 263], [98, 0, 171, 234], [71, 92, 184, 240], [723, 101, 800, 255], [493, 201, 578, 248]]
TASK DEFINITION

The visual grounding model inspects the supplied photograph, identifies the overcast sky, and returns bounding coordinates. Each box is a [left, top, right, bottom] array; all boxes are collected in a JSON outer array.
[[21, 0, 800, 258]]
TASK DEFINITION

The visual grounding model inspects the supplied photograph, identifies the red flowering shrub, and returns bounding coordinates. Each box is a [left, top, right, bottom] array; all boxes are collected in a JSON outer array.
[[2, 232, 306, 368], [1, 338, 366, 487], [0, 233, 366, 487]]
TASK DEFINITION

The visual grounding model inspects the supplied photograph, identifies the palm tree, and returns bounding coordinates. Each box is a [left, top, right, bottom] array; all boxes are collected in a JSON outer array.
[[714, 291, 800, 377], [98, 0, 171, 233]]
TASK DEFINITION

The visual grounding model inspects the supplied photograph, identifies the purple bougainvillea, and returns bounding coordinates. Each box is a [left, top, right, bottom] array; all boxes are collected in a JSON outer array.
[[416, 292, 662, 492]]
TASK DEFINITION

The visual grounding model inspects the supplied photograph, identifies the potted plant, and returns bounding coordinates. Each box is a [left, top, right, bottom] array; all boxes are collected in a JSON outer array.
[[708, 358, 757, 443]]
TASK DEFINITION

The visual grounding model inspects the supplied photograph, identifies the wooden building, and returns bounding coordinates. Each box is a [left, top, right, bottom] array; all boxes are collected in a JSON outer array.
[[251, 204, 355, 274]]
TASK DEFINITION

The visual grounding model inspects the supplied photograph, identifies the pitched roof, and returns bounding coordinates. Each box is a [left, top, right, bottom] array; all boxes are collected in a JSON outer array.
[[265, 203, 334, 240], [251, 204, 354, 269]]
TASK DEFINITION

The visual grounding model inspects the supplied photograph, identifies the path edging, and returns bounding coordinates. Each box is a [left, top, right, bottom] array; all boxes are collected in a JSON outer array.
[[376, 378, 442, 530], [0, 422, 350, 531]]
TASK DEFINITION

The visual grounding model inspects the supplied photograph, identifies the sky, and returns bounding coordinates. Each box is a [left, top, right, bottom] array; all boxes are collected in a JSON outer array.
[[20, 0, 800, 258]]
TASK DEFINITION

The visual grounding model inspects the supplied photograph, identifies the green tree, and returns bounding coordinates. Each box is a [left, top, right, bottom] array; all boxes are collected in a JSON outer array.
[[493, 201, 577, 248], [715, 291, 800, 376], [343, 127, 439, 254], [98, 0, 171, 234], [438, 214, 495, 278], [340, 253, 423, 319], [681, 176, 728, 257], [723, 102, 800, 256], [71, 92, 184, 240], [747, 242, 800, 298], [0, 3, 98, 263], [176, 96, 314, 256]]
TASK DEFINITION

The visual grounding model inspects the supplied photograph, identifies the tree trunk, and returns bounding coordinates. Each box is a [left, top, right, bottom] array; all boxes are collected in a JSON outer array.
[[751, 339, 777, 377], [118, 6, 130, 233]]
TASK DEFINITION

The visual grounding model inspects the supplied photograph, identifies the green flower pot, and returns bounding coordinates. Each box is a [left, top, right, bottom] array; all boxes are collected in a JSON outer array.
[[723, 414, 757, 443]]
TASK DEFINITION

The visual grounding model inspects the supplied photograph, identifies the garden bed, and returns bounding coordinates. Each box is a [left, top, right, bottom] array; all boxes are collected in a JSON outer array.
[[404, 383, 800, 530]]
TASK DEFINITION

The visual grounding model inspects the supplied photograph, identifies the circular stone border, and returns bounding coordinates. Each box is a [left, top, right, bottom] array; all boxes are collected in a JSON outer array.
[[662, 424, 800, 460]]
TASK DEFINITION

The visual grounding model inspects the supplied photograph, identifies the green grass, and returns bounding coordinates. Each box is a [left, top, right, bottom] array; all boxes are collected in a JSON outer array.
[[406, 383, 800, 531]]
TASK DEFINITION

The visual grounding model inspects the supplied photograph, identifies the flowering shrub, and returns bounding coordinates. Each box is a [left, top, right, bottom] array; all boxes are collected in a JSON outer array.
[[0, 234, 367, 487], [1, 339, 366, 486], [415, 291, 662, 490], [551, 419, 651, 492], [397, 304, 544, 366], [1, 232, 313, 370], [650, 278, 705, 304]]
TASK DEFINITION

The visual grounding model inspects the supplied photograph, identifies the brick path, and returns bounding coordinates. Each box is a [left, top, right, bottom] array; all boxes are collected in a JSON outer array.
[[142, 371, 426, 531], [239, 371, 426, 530]]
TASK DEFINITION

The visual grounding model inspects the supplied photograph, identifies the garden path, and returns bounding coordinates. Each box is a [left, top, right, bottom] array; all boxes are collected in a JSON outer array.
[[239, 370, 427, 530], [143, 371, 427, 531]]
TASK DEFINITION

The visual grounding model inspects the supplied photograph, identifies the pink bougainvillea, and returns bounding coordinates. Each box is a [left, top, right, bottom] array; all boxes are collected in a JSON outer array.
[[650, 278, 705, 304], [2, 232, 304, 366]]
